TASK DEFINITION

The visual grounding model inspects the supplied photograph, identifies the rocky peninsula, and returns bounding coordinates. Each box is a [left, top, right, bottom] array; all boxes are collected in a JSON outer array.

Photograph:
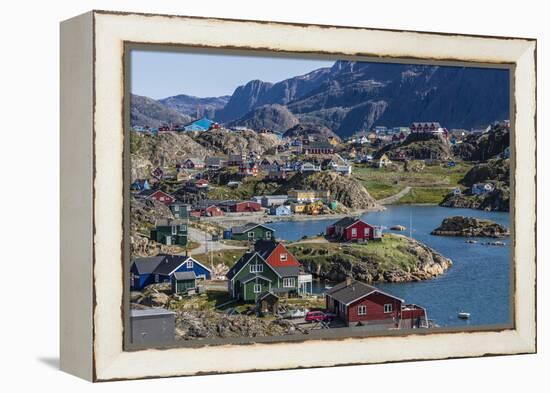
[[287, 234, 452, 283]]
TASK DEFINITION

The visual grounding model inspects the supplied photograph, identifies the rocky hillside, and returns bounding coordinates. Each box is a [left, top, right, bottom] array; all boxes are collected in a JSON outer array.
[[158, 94, 230, 119], [453, 123, 510, 161], [431, 216, 509, 238], [460, 158, 510, 186], [375, 133, 454, 160], [227, 104, 299, 132], [440, 158, 510, 212], [288, 234, 452, 283], [130, 198, 182, 257], [131, 94, 192, 128], [130, 131, 209, 181], [276, 172, 381, 210], [192, 128, 283, 155], [283, 123, 341, 141]]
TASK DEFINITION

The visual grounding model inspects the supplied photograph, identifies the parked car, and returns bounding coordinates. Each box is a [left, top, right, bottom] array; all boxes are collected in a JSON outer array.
[[305, 311, 328, 323], [284, 308, 309, 319]]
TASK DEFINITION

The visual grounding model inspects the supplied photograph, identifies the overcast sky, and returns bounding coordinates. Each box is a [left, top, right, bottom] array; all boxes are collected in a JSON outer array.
[[130, 49, 334, 99]]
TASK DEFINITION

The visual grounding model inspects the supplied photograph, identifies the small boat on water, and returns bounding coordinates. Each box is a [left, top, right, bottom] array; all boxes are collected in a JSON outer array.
[[458, 312, 471, 319]]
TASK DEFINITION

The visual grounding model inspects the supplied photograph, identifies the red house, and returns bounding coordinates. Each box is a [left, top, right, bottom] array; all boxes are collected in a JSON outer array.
[[228, 200, 262, 213], [325, 279, 402, 327], [137, 189, 176, 205], [238, 162, 259, 177], [326, 217, 382, 241], [254, 240, 301, 268], [201, 205, 224, 217]]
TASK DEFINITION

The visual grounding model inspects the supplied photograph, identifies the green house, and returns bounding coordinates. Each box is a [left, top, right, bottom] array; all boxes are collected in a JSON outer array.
[[150, 219, 188, 246], [171, 271, 196, 294], [231, 223, 275, 242], [226, 252, 299, 301], [169, 202, 189, 219]]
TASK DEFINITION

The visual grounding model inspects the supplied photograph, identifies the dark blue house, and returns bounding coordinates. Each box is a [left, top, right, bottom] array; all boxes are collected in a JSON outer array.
[[130, 254, 212, 291]]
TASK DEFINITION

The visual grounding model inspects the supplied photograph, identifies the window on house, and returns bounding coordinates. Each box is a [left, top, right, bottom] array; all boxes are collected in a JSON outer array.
[[159, 196, 165, 201], [248, 232, 254, 239], [250, 264, 263, 273], [384, 304, 393, 313], [351, 228, 357, 237], [171, 226, 177, 235], [180, 225, 187, 232], [186, 260, 193, 269], [173, 205, 179, 212], [280, 253, 287, 262], [253, 284, 262, 293], [265, 231, 272, 239], [283, 278, 296, 288], [358, 305, 367, 315], [364, 228, 370, 237]]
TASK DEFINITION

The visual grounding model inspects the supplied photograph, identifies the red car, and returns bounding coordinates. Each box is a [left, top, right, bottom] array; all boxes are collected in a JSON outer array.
[[305, 311, 328, 323]]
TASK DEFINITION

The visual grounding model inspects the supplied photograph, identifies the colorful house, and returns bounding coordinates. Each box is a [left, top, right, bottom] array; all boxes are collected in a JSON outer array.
[[290, 203, 306, 214], [171, 271, 197, 294], [169, 202, 189, 219], [269, 205, 292, 216], [261, 195, 288, 207], [226, 241, 306, 301], [302, 141, 335, 155], [230, 223, 275, 241], [288, 189, 330, 203], [325, 278, 428, 328], [137, 189, 176, 205], [220, 200, 262, 213], [130, 255, 211, 290], [238, 161, 259, 177], [326, 217, 382, 241], [150, 219, 188, 246], [183, 117, 217, 131], [325, 279, 405, 327]]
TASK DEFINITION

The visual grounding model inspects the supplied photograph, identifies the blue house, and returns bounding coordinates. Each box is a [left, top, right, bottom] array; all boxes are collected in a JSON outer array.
[[130, 179, 150, 191], [183, 117, 217, 132], [269, 205, 292, 216], [130, 254, 211, 290]]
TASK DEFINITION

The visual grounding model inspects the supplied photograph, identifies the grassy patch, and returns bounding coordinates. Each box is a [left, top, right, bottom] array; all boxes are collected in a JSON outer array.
[[168, 290, 232, 312], [193, 249, 246, 268], [287, 234, 420, 272], [396, 187, 451, 204], [352, 162, 472, 203]]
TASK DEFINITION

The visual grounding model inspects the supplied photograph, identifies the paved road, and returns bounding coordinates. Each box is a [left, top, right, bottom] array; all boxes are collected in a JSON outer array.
[[187, 227, 246, 255], [377, 186, 412, 205]]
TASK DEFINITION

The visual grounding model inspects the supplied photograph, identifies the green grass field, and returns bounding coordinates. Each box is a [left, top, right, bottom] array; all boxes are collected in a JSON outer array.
[[352, 161, 472, 203]]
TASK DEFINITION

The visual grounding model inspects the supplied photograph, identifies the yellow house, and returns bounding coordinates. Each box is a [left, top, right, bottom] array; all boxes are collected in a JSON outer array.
[[329, 136, 339, 147], [291, 203, 306, 213], [288, 189, 330, 203]]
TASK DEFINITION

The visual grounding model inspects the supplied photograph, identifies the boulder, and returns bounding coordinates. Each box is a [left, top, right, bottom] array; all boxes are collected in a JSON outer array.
[[431, 216, 509, 238]]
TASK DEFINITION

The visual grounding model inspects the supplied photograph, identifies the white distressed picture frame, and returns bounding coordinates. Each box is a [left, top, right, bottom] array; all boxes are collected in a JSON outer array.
[[60, 10, 536, 382]]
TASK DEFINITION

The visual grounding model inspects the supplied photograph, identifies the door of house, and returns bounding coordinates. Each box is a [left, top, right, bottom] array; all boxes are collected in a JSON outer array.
[[165, 236, 172, 246]]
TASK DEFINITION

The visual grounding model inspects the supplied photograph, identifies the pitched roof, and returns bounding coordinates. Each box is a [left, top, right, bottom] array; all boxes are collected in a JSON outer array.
[[226, 251, 255, 280], [305, 141, 334, 149], [132, 256, 166, 275], [253, 240, 279, 260], [271, 266, 300, 277], [152, 254, 190, 275], [173, 271, 196, 280], [326, 280, 403, 305], [329, 216, 359, 228], [231, 222, 273, 234]]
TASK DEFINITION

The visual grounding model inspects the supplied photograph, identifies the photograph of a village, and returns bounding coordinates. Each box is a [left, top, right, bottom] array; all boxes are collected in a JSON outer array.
[[128, 50, 511, 346]]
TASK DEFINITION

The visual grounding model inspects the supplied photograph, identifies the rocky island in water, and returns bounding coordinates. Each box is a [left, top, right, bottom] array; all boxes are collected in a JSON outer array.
[[431, 216, 510, 238]]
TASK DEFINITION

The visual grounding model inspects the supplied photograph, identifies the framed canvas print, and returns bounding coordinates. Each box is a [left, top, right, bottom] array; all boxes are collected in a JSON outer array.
[[60, 10, 537, 382]]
